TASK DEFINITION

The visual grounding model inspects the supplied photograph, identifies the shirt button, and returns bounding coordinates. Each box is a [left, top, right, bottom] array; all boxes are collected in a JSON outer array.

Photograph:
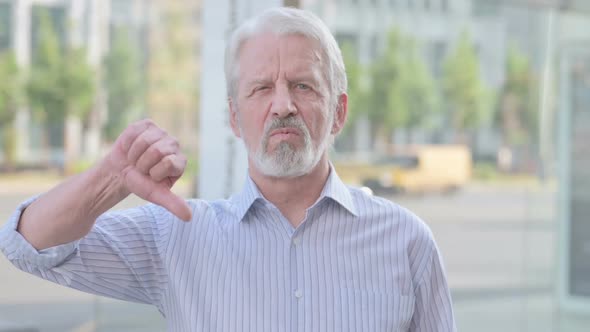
[[294, 289, 303, 298], [293, 237, 301, 246]]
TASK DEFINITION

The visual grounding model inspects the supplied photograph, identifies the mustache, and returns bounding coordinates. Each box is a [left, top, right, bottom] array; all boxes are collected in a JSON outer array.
[[264, 116, 308, 136]]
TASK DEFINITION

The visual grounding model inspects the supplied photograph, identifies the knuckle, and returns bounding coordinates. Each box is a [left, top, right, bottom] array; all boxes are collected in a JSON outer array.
[[137, 135, 149, 147], [163, 156, 175, 169], [171, 137, 180, 148], [150, 146, 165, 160]]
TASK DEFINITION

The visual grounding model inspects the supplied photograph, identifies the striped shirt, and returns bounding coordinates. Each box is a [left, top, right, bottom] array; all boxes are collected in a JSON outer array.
[[0, 169, 456, 331]]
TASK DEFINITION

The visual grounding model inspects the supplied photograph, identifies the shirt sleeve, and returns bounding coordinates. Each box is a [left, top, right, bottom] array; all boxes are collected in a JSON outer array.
[[409, 239, 457, 332], [0, 196, 177, 310]]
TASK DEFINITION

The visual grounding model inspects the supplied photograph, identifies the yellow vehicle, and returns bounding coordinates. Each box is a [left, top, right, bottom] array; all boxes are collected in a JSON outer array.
[[335, 145, 472, 195]]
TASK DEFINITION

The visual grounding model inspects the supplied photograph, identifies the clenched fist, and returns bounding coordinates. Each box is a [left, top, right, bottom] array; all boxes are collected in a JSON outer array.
[[105, 119, 192, 221]]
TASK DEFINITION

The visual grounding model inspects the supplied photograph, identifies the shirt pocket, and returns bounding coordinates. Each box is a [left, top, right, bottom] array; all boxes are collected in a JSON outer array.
[[338, 288, 415, 332]]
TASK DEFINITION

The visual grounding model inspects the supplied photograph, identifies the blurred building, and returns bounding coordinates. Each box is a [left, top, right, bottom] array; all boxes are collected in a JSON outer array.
[[146, 0, 201, 157], [305, 0, 506, 87], [0, 0, 201, 166], [299, 0, 508, 158]]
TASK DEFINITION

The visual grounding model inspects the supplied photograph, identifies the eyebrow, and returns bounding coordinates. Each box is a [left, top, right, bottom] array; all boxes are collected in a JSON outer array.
[[248, 79, 272, 85], [244, 72, 322, 89]]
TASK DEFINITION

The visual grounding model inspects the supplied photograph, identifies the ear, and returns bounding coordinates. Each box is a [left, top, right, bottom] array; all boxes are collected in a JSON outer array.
[[229, 98, 242, 138], [331, 93, 348, 135]]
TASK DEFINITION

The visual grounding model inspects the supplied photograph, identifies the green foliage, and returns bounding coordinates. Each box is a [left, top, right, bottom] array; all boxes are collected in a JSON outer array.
[[442, 30, 489, 131], [369, 29, 404, 137], [402, 39, 438, 130], [63, 47, 95, 118], [148, 6, 199, 117], [368, 29, 438, 142], [341, 42, 367, 131], [473, 161, 499, 181], [0, 51, 21, 126], [0, 52, 22, 166], [103, 27, 143, 142], [496, 45, 539, 146], [27, 9, 95, 127]]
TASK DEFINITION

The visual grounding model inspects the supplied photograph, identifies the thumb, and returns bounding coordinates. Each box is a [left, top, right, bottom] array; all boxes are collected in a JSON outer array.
[[149, 188, 193, 221]]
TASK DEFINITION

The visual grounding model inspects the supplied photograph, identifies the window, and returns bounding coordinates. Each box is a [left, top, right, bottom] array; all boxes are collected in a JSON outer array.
[[472, 0, 501, 17], [0, 3, 12, 51], [110, 0, 135, 25], [335, 33, 358, 51], [430, 40, 447, 78], [31, 5, 67, 56]]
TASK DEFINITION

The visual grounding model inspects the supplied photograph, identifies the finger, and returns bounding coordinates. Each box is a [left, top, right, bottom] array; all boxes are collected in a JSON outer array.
[[148, 187, 192, 222], [127, 127, 166, 166], [118, 119, 155, 152], [135, 137, 179, 174], [149, 154, 186, 183]]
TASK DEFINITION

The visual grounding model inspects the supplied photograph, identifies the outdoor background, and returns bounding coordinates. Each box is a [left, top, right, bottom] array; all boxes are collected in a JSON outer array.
[[1, 0, 589, 331]]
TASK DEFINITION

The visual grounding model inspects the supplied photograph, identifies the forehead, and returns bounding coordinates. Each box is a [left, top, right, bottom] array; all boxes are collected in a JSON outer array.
[[237, 33, 324, 80]]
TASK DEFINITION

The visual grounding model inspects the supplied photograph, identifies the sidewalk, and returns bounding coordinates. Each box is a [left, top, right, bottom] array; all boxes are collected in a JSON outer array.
[[0, 172, 193, 196], [0, 172, 62, 195]]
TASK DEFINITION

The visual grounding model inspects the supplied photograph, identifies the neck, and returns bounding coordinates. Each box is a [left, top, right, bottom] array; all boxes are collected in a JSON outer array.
[[249, 155, 331, 227]]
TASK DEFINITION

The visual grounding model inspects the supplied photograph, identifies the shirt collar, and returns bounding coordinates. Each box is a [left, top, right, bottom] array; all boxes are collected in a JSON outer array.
[[230, 164, 358, 222], [230, 175, 265, 222], [319, 163, 358, 217]]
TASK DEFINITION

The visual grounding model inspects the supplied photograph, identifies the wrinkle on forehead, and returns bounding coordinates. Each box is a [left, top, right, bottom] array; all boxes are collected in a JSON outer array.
[[238, 33, 327, 91]]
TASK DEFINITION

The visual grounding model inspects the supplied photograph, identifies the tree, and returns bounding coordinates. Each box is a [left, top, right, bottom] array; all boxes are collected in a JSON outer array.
[[0, 52, 22, 168], [496, 46, 538, 146], [368, 29, 438, 152], [400, 38, 438, 142], [103, 27, 143, 142], [27, 9, 95, 172], [341, 42, 366, 132], [147, 1, 200, 154], [442, 30, 489, 141], [368, 29, 405, 151]]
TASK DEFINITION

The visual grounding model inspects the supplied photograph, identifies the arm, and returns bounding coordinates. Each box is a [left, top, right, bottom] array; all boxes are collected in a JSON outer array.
[[17, 119, 192, 250], [5, 202, 179, 306], [409, 243, 456, 332]]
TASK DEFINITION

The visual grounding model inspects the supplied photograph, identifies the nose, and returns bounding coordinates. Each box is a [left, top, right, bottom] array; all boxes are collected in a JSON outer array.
[[270, 85, 297, 118]]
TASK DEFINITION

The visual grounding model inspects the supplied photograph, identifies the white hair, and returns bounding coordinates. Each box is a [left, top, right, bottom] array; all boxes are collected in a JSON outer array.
[[224, 7, 347, 102]]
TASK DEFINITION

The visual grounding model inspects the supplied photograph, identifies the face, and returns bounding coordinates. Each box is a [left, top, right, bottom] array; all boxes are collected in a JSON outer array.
[[229, 33, 347, 178]]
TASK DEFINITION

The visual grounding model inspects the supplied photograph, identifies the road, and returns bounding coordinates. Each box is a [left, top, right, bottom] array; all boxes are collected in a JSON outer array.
[[1, 178, 588, 331]]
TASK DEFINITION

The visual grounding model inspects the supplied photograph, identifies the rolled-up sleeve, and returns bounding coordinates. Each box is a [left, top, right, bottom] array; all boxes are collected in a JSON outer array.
[[0, 197, 178, 309], [0, 196, 80, 269]]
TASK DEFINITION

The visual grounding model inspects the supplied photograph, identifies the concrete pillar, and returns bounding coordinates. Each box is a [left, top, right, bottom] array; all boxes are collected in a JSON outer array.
[[12, 0, 32, 163]]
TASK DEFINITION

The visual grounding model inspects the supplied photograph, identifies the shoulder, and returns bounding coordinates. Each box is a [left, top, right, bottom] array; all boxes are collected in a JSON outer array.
[[349, 187, 433, 238], [348, 187, 437, 263]]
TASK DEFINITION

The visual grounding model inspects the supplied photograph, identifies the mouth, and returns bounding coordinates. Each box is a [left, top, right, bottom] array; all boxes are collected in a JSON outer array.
[[269, 127, 301, 138]]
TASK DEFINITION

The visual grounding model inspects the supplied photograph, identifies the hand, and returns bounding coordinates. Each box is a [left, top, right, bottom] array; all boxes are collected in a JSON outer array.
[[105, 119, 192, 221]]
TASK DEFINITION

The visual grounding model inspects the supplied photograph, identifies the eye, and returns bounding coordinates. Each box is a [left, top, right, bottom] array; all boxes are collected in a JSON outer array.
[[254, 86, 269, 92], [295, 83, 311, 90]]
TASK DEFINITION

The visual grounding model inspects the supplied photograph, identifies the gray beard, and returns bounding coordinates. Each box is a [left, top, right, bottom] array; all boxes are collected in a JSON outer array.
[[254, 135, 317, 178], [239, 109, 335, 178]]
